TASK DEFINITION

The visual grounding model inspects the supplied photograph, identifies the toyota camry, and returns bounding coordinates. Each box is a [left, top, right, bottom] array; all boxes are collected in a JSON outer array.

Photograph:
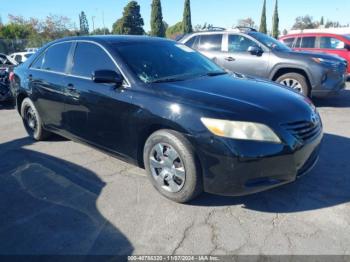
[[11, 36, 323, 203]]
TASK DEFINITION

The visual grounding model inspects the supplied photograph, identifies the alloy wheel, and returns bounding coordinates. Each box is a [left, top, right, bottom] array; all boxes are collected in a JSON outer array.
[[279, 78, 304, 94]]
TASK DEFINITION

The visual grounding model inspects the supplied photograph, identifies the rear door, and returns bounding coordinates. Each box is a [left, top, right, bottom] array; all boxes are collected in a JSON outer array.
[[28, 42, 73, 130], [195, 34, 227, 67], [221, 34, 269, 77], [294, 36, 317, 52]]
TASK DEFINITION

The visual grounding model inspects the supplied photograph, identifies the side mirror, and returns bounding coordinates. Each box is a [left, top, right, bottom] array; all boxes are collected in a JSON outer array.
[[247, 46, 263, 56], [92, 70, 124, 86]]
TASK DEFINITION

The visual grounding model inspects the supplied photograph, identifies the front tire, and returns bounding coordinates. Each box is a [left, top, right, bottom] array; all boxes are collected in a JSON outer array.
[[21, 98, 50, 141], [276, 73, 310, 97], [143, 129, 203, 203]]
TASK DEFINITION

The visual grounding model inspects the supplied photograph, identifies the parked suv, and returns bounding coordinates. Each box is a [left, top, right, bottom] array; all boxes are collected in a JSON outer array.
[[280, 32, 350, 76], [180, 28, 347, 97]]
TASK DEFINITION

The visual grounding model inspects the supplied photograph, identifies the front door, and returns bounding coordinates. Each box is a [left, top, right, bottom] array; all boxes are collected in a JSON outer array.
[[221, 34, 270, 78], [64, 41, 134, 155]]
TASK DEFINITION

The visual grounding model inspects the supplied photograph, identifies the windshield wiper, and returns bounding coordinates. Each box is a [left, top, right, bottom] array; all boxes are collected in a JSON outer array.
[[203, 71, 228, 77], [149, 77, 187, 84]]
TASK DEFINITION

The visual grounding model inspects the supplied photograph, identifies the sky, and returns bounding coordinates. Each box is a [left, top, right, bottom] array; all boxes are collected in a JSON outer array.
[[1, 0, 350, 32]]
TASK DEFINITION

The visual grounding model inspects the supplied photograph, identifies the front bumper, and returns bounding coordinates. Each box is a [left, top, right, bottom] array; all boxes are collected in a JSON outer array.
[[311, 66, 347, 98], [192, 130, 323, 196]]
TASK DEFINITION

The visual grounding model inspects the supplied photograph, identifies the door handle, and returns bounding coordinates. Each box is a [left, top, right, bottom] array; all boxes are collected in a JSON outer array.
[[225, 56, 236, 62], [67, 83, 76, 91]]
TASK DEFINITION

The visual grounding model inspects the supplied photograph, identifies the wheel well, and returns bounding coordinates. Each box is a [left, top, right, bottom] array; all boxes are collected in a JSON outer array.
[[272, 68, 311, 90], [137, 124, 177, 168], [16, 93, 28, 115]]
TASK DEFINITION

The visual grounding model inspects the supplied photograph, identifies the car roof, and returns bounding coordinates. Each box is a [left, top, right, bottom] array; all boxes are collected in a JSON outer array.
[[53, 35, 172, 46], [280, 33, 347, 39]]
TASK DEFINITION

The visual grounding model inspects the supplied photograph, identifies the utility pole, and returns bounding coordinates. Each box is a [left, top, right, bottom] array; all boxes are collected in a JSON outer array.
[[91, 16, 96, 32], [102, 11, 106, 35]]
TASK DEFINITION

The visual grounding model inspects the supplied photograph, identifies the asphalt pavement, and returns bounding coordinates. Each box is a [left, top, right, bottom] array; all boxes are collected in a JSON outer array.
[[0, 84, 350, 255]]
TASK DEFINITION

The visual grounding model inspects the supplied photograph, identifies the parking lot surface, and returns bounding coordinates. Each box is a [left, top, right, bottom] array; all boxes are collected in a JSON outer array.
[[1, 84, 350, 255]]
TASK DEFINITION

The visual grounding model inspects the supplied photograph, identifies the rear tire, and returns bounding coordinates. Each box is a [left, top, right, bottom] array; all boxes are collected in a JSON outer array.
[[143, 129, 203, 203], [276, 73, 310, 97], [21, 98, 51, 141]]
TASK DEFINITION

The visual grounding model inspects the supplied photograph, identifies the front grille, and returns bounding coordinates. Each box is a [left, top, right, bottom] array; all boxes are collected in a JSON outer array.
[[281, 119, 322, 143]]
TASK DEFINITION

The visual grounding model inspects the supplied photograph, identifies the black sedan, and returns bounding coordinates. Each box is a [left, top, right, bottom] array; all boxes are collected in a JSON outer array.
[[11, 36, 323, 203]]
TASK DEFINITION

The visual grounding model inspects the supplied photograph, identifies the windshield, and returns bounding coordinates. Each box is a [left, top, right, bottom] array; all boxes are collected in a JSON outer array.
[[249, 32, 291, 51], [114, 41, 226, 83]]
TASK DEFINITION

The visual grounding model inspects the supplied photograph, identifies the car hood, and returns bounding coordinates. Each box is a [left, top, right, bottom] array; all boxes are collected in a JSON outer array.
[[278, 49, 345, 62], [153, 74, 315, 125]]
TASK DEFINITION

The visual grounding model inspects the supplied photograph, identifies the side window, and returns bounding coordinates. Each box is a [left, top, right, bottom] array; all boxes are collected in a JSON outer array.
[[228, 35, 258, 52], [295, 37, 301, 48], [319, 37, 345, 49], [42, 42, 72, 73], [184, 36, 198, 48], [198, 34, 223, 51], [72, 42, 117, 78], [31, 53, 45, 69], [15, 55, 22, 63], [300, 37, 316, 48], [283, 38, 295, 48]]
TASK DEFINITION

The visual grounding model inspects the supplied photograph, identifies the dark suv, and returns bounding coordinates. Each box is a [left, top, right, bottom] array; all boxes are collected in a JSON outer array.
[[180, 28, 347, 97]]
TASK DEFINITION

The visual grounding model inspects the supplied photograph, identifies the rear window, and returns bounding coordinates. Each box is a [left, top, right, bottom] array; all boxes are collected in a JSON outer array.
[[300, 37, 316, 48], [198, 34, 223, 51], [282, 38, 295, 47]]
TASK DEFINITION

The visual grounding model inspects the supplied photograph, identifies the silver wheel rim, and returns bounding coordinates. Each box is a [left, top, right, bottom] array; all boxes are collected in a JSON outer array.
[[280, 78, 303, 94], [25, 107, 37, 132], [149, 143, 186, 193]]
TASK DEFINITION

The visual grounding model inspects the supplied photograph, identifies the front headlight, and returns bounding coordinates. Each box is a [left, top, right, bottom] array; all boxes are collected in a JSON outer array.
[[201, 118, 281, 143], [312, 57, 337, 65]]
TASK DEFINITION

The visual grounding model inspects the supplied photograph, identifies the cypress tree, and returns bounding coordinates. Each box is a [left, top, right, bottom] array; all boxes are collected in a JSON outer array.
[[320, 16, 324, 26], [259, 0, 267, 34], [272, 0, 279, 38], [79, 11, 89, 35], [182, 0, 193, 34], [112, 1, 144, 35], [150, 0, 165, 37]]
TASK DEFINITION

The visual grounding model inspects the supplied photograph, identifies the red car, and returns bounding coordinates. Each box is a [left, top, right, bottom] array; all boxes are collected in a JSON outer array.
[[280, 33, 350, 76]]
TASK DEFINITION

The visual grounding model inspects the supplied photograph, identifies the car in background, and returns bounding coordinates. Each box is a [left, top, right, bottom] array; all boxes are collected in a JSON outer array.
[[0, 53, 17, 102], [180, 27, 347, 97], [280, 33, 350, 77], [9, 52, 35, 64], [25, 47, 39, 53], [11, 36, 323, 202]]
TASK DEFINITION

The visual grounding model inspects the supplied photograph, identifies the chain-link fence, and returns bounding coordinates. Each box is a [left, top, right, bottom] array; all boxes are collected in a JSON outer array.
[[0, 38, 47, 55]]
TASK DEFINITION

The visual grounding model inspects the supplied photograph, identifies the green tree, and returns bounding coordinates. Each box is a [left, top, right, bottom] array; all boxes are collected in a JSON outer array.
[[272, 0, 279, 38], [112, 1, 144, 35], [150, 0, 165, 37], [91, 27, 110, 35], [259, 0, 267, 34], [166, 21, 183, 39], [237, 17, 256, 28], [292, 15, 317, 30], [79, 11, 89, 35], [182, 0, 192, 34], [320, 16, 324, 26]]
